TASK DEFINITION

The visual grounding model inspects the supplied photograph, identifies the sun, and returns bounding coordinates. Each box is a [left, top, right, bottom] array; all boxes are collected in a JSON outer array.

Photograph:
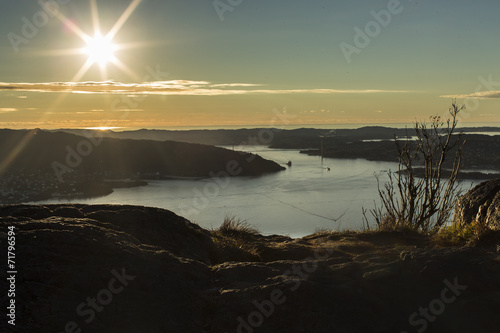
[[46, 0, 143, 81], [84, 33, 117, 66]]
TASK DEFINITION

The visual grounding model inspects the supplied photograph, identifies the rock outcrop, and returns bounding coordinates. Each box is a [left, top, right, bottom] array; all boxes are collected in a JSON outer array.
[[454, 178, 500, 229], [1, 204, 500, 333]]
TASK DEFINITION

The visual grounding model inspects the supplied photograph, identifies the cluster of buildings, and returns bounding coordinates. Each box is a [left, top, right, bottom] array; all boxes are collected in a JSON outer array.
[[0, 170, 91, 204]]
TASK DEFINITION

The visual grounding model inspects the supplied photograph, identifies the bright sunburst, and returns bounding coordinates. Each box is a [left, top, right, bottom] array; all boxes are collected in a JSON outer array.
[[48, 0, 143, 81], [84, 33, 117, 66], [37, 0, 144, 116]]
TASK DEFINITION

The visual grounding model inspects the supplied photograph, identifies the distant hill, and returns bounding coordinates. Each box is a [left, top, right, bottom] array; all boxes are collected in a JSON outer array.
[[60, 127, 413, 147], [57, 127, 500, 171], [58, 126, 500, 147], [0, 129, 285, 203], [0, 129, 285, 179], [301, 133, 500, 172]]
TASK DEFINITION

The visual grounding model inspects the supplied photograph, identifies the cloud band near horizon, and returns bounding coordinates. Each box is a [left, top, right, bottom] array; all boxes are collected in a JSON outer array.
[[440, 91, 500, 99], [0, 81, 412, 96]]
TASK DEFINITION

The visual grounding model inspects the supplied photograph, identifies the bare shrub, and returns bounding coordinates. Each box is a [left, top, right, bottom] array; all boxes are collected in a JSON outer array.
[[365, 102, 466, 233]]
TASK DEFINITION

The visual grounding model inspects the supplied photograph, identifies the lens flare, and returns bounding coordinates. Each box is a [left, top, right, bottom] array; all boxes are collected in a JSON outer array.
[[84, 33, 117, 66]]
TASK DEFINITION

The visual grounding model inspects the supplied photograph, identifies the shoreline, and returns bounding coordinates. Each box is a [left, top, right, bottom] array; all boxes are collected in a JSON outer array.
[[4, 151, 498, 207]]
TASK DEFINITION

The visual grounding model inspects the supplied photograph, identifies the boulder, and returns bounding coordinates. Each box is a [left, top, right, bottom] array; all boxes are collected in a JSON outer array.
[[0, 204, 214, 332], [454, 178, 500, 229]]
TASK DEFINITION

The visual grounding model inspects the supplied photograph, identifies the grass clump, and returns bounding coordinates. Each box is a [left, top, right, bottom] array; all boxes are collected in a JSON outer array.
[[215, 215, 261, 239], [433, 219, 489, 246], [210, 215, 262, 263]]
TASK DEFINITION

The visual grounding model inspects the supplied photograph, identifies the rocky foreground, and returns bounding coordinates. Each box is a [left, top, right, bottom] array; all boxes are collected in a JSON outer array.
[[1, 204, 500, 333]]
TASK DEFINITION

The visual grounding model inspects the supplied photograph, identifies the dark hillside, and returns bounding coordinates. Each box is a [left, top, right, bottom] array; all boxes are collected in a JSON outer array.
[[0, 129, 284, 178]]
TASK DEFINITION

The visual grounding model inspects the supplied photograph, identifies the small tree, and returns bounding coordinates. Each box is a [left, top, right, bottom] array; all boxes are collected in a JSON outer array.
[[366, 101, 466, 233]]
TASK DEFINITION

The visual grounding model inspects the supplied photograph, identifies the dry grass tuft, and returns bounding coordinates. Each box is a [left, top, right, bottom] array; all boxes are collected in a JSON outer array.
[[210, 215, 262, 263], [433, 219, 489, 247], [215, 215, 261, 239]]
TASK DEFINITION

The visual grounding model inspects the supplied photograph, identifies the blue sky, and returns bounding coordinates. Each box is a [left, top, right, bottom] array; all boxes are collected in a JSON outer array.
[[0, 0, 499, 129]]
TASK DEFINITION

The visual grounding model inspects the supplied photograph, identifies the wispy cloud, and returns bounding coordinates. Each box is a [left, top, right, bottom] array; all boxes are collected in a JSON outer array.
[[209, 83, 263, 88], [0, 108, 18, 113], [0, 81, 412, 96], [440, 91, 500, 99], [45, 112, 78, 115]]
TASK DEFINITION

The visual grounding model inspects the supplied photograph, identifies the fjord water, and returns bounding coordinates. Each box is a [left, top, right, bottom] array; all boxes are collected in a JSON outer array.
[[36, 148, 405, 237]]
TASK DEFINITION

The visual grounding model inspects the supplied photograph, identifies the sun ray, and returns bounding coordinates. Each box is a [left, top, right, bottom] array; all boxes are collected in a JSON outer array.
[[27, 0, 144, 133], [53, 11, 91, 43], [0, 130, 38, 179], [47, 0, 143, 77], [107, 0, 142, 40], [90, 0, 101, 35], [71, 58, 95, 82], [113, 40, 156, 52], [42, 58, 94, 117], [99, 62, 108, 81], [42, 58, 94, 118], [113, 58, 142, 81], [29, 48, 88, 58]]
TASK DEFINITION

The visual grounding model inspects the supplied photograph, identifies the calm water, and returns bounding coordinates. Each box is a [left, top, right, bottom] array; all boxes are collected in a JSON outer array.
[[33, 148, 483, 238]]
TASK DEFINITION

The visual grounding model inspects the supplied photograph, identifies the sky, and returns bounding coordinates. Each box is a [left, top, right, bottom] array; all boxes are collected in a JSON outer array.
[[0, 0, 499, 129]]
